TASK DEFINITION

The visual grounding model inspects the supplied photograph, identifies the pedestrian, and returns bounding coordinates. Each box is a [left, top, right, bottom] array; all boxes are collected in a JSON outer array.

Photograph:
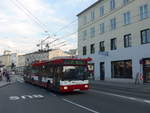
[[3, 71, 5, 77], [0, 71, 2, 81], [5, 71, 10, 82]]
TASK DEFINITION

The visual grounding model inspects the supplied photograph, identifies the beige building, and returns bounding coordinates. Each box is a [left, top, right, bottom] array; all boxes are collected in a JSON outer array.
[[15, 54, 26, 74], [0, 50, 17, 69], [17, 55, 26, 67], [77, 0, 150, 83], [0, 54, 11, 67]]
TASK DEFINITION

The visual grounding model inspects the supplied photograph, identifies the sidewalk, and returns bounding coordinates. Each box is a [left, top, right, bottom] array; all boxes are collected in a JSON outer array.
[[0, 79, 10, 88], [90, 80, 150, 93], [0, 75, 16, 88]]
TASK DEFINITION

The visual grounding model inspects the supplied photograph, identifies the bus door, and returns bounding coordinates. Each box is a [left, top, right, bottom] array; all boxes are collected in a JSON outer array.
[[53, 67, 61, 89]]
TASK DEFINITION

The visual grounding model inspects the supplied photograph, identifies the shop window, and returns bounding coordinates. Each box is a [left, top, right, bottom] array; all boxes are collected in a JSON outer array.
[[111, 60, 132, 78]]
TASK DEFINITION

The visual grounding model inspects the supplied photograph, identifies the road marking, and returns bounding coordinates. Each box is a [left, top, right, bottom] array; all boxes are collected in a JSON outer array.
[[63, 98, 100, 113], [17, 79, 24, 83], [9, 94, 44, 100], [15, 77, 24, 83], [144, 100, 150, 104], [90, 89, 150, 104]]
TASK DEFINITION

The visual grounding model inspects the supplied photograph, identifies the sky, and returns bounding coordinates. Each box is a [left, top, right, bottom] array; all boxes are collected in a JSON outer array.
[[0, 0, 97, 55]]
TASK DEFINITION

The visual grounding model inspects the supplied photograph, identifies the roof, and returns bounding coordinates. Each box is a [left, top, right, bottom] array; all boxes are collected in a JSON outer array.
[[77, 0, 103, 16], [32, 57, 92, 66]]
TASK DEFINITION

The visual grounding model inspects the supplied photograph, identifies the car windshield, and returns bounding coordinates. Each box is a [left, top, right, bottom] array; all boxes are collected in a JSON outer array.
[[62, 66, 88, 80]]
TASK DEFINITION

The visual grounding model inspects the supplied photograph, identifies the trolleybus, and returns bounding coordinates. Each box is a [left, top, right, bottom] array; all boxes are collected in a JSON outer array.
[[23, 57, 92, 93]]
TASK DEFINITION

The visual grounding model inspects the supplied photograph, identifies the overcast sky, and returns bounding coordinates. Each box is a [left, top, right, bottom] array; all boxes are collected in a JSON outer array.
[[0, 0, 97, 54]]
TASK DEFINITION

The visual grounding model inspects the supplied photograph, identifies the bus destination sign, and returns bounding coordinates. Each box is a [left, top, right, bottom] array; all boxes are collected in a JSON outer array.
[[64, 60, 86, 65]]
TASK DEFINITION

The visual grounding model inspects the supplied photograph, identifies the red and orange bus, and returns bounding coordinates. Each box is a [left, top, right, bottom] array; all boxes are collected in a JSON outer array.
[[23, 57, 92, 93]]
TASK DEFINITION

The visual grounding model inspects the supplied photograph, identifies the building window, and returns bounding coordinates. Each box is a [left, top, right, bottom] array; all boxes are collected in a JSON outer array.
[[82, 30, 87, 40], [123, 0, 129, 5], [90, 27, 95, 38], [100, 6, 104, 17], [99, 23, 105, 34], [140, 4, 149, 20], [111, 60, 132, 79], [83, 46, 87, 55], [83, 15, 87, 25], [91, 11, 95, 21], [141, 29, 150, 44], [110, 18, 116, 30], [90, 44, 95, 54], [124, 11, 131, 25], [99, 41, 105, 52], [124, 34, 132, 48], [110, 0, 115, 11], [111, 38, 117, 50]]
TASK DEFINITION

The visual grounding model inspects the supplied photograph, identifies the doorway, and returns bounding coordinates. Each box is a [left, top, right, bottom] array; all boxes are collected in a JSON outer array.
[[143, 59, 150, 83], [100, 62, 105, 80]]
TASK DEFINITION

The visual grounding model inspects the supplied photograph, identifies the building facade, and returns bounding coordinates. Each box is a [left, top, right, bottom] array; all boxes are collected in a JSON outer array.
[[15, 54, 26, 74], [77, 0, 150, 83], [24, 49, 71, 66], [0, 50, 18, 70]]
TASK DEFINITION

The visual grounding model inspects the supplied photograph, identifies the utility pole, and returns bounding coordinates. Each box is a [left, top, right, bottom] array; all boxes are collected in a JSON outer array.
[[40, 40, 43, 51]]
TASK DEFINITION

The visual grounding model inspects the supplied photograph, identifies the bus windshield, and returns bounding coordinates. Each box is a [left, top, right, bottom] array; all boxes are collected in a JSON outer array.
[[62, 66, 88, 81]]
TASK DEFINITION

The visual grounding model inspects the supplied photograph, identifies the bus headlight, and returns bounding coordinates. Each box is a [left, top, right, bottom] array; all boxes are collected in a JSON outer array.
[[84, 85, 88, 88], [64, 86, 68, 90]]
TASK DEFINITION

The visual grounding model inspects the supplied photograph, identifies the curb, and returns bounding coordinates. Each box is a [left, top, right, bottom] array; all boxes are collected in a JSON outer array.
[[0, 81, 14, 88], [0, 83, 10, 88], [91, 83, 150, 94]]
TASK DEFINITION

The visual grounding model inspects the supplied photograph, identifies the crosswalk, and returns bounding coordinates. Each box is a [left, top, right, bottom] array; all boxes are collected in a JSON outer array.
[[16, 78, 24, 83], [12, 75, 24, 83]]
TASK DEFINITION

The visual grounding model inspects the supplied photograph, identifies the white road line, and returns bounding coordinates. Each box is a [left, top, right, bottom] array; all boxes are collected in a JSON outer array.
[[90, 89, 150, 104], [62, 98, 100, 113], [15, 77, 24, 83], [144, 100, 150, 104], [17, 79, 24, 83]]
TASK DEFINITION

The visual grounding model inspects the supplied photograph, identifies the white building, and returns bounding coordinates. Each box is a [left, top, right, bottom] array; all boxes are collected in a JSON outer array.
[[77, 0, 150, 83]]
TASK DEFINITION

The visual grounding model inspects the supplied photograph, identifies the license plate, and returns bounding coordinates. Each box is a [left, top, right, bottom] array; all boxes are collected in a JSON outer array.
[[74, 89, 80, 91]]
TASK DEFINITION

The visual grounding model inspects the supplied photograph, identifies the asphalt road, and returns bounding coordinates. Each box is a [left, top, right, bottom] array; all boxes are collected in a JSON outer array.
[[0, 81, 150, 113]]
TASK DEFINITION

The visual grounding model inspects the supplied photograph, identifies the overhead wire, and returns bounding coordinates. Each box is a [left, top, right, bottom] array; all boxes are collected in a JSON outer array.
[[15, 0, 49, 33], [15, 0, 78, 47], [9, 0, 47, 32], [53, 19, 77, 35], [10, 0, 78, 50]]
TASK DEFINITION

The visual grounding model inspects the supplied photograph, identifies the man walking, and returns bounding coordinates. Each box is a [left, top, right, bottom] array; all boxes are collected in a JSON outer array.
[[5, 71, 10, 82]]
